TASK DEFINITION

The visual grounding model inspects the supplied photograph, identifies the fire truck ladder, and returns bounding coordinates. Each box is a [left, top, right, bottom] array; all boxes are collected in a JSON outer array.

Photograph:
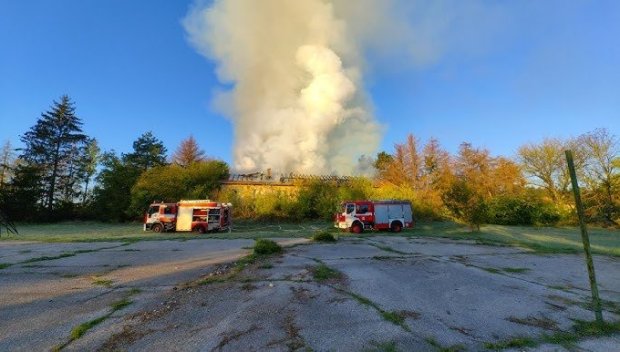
[[0, 209, 18, 236]]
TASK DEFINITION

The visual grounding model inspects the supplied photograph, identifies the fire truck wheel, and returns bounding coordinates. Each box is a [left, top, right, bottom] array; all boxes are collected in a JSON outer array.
[[351, 222, 363, 234], [152, 224, 163, 233], [390, 221, 403, 233], [198, 226, 207, 234]]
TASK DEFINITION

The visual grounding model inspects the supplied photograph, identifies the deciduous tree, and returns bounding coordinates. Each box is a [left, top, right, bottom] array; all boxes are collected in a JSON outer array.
[[0, 140, 16, 190], [172, 135, 206, 167], [580, 128, 619, 224]]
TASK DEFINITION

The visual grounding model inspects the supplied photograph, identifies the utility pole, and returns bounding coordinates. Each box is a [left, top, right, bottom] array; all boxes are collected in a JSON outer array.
[[565, 150, 603, 323]]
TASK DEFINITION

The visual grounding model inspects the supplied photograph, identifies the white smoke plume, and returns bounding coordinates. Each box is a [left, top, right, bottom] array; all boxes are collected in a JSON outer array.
[[183, 0, 509, 175], [183, 0, 390, 175]]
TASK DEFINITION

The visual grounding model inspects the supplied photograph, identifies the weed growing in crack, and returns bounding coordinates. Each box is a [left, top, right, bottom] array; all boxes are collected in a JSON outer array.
[[364, 340, 399, 352], [55, 286, 143, 350], [312, 264, 341, 281], [253, 239, 282, 255], [502, 267, 530, 273], [425, 337, 466, 352], [482, 267, 502, 274], [70, 316, 108, 340], [312, 231, 337, 242], [381, 311, 410, 331], [484, 337, 537, 350], [91, 277, 113, 287], [110, 298, 132, 312]]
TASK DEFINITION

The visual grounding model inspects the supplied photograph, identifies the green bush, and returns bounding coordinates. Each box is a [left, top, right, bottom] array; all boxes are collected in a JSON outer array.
[[128, 160, 229, 218], [312, 231, 336, 242], [253, 239, 282, 255], [487, 195, 561, 226]]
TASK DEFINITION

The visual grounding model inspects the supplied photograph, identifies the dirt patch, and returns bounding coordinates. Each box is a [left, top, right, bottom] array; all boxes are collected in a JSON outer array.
[[98, 325, 152, 352], [290, 285, 318, 302]]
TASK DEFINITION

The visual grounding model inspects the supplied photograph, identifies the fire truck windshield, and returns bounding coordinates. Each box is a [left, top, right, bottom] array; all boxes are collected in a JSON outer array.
[[148, 206, 159, 216], [345, 203, 355, 214]]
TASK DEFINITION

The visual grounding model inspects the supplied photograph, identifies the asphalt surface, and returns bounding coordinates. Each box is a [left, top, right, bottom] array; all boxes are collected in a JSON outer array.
[[0, 236, 618, 351]]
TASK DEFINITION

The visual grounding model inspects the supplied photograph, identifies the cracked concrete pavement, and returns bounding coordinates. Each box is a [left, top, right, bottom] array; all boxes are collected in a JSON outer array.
[[0, 236, 619, 351]]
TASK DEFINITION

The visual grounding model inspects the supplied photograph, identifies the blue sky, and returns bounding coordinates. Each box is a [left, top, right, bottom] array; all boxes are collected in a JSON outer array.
[[1, 0, 619, 165]]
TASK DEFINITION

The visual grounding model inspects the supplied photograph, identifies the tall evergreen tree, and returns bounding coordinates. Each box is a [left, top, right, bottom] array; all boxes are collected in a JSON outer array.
[[123, 131, 167, 171], [19, 95, 87, 210]]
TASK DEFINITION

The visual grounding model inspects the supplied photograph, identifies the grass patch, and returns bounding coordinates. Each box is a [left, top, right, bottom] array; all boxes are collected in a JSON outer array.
[[57, 288, 141, 349], [258, 263, 273, 269], [70, 315, 108, 340], [5, 221, 620, 257], [253, 239, 282, 255], [349, 292, 376, 308], [425, 337, 465, 352], [507, 316, 559, 331], [312, 264, 341, 281], [311, 231, 337, 242], [92, 277, 113, 287], [110, 298, 132, 312], [372, 255, 397, 260], [3, 220, 331, 243], [545, 319, 620, 344], [381, 311, 408, 330], [411, 222, 620, 257], [0, 263, 11, 269], [364, 341, 399, 352], [482, 267, 502, 274], [22, 252, 75, 263], [548, 284, 572, 292], [502, 267, 530, 273], [485, 320, 620, 350], [484, 337, 537, 350]]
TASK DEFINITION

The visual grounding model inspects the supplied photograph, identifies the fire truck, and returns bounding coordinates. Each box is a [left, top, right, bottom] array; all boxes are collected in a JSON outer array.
[[335, 200, 414, 233], [144, 200, 232, 233]]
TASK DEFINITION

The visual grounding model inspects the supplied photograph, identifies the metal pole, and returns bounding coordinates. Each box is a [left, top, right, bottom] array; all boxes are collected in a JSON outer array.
[[565, 150, 603, 323]]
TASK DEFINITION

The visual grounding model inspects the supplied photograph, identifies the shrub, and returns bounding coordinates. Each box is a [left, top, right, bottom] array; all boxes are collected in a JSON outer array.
[[312, 231, 336, 242], [253, 239, 282, 255], [487, 195, 562, 226]]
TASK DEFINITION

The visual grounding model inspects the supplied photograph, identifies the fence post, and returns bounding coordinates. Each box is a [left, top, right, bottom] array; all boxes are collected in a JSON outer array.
[[565, 150, 603, 323]]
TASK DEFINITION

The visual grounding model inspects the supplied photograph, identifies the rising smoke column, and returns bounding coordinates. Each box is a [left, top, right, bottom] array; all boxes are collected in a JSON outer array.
[[183, 0, 384, 175]]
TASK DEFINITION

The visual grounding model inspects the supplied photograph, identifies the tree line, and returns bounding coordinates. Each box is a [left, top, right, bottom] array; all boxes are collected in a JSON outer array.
[[0, 96, 228, 222], [1, 96, 618, 228]]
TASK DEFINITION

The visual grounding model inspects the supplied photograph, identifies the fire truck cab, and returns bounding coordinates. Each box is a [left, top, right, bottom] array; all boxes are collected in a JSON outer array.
[[335, 200, 414, 233], [144, 200, 232, 233]]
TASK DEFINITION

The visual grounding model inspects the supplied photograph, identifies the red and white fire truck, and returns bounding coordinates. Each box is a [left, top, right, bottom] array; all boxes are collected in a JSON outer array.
[[334, 200, 414, 233], [144, 200, 232, 233]]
